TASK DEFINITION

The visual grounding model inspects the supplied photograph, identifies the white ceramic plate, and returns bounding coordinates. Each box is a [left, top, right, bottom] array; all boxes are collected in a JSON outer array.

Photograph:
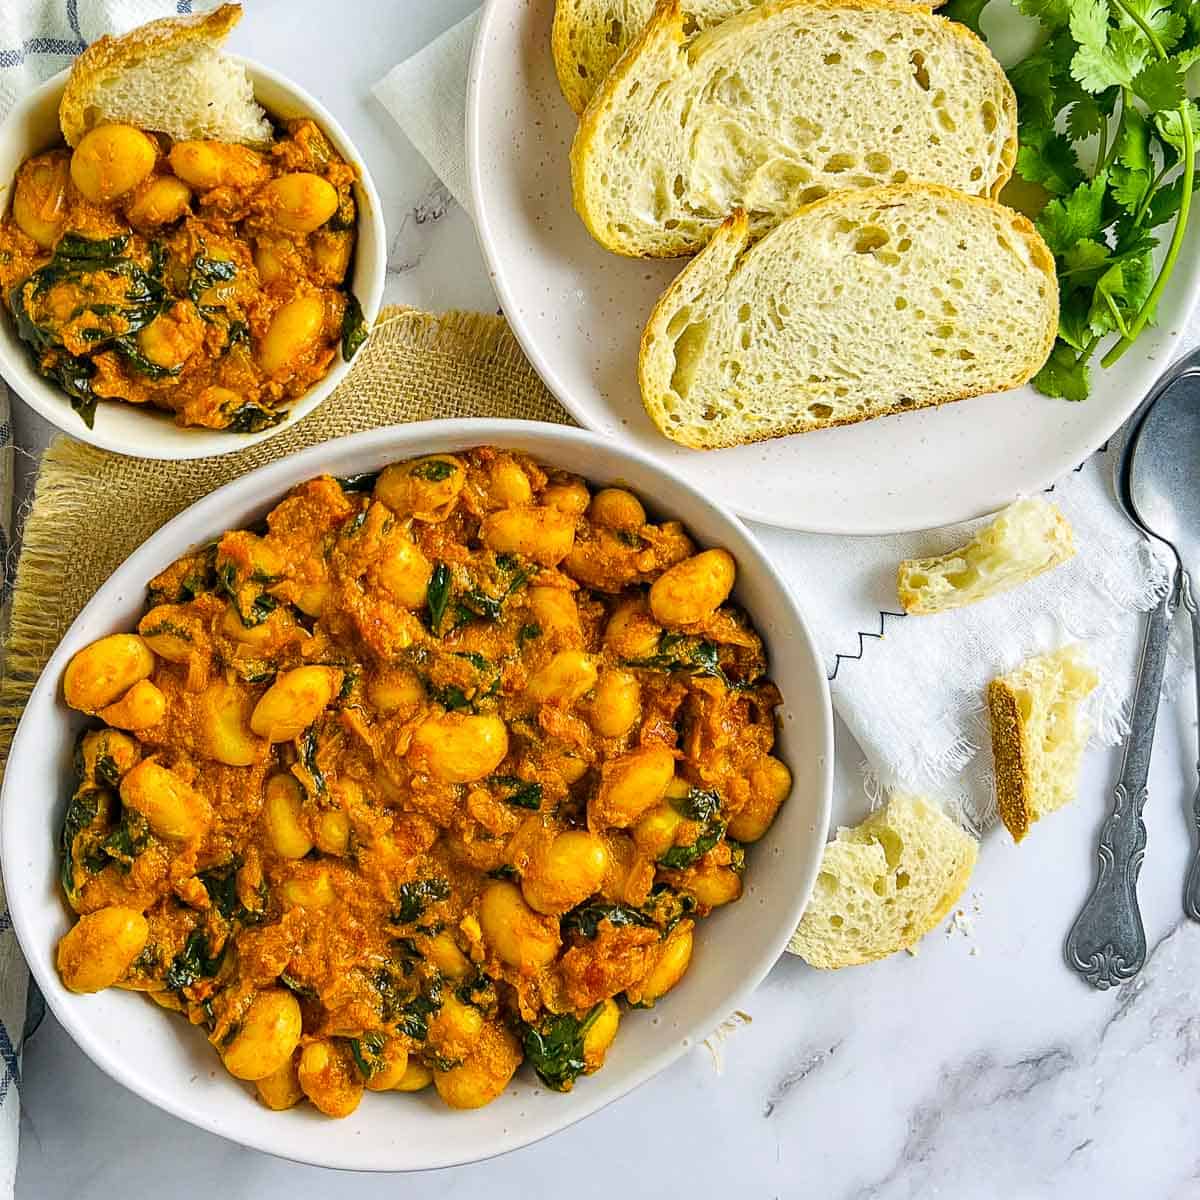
[[1, 420, 833, 1171], [466, 1, 1200, 533], [0, 59, 386, 460]]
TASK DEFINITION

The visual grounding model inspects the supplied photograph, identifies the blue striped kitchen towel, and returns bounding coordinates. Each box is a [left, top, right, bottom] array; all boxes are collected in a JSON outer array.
[[0, 3, 213, 1192]]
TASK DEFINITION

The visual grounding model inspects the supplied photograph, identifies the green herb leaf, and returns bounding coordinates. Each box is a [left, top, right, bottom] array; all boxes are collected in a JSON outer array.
[[490, 775, 543, 810], [1036, 174, 1110, 253], [1131, 57, 1186, 111], [410, 460, 457, 482], [1015, 0, 1072, 29], [341, 292, 368, 360], [164, 928, 224, 993], [1032, 342, 1093, 401], [561, 901, 655, 940], [393, 877, 451, 924], [522, 1006, 604, 1092], [427, 562, 452, 632]]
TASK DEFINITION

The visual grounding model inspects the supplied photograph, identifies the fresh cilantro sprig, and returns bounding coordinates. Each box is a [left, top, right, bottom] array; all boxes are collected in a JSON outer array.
[[952, 0, 1199, 399]]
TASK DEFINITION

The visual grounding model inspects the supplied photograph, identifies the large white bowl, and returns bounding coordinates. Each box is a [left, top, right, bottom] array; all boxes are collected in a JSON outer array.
[[0, 420, 833, 1171], [0, 60, 386, 460]]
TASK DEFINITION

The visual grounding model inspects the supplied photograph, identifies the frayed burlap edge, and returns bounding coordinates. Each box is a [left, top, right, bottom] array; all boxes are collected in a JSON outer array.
[[0, 306, 573, 769]]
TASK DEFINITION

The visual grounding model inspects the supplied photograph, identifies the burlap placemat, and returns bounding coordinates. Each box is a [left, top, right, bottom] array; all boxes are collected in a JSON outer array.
[[0, 306, 573, 762]]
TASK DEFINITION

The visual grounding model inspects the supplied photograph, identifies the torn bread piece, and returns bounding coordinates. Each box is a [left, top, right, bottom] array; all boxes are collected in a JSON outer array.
[[59, 3, 271, 148], [789, 794, 978, 968], [987, 644, 1099, 842], [897, 498, 1075, 615]]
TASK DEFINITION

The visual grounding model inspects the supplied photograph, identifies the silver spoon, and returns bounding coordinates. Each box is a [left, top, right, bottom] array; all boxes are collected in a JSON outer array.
[[1121, 357, 1200, 920], [1063, 349, 1199, 988]]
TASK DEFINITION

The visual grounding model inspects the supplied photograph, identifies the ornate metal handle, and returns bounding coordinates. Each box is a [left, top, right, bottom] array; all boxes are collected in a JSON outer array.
[[1065, 572, 1178, 989], [1180, 573, 1200, 921]]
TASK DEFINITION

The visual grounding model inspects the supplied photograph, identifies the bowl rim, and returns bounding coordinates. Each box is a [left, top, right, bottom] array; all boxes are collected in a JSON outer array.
[[0, 56, 387, 461], [1, 419, 833, 1169]]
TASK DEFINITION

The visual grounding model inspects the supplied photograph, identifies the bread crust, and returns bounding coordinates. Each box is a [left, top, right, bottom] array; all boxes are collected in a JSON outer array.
[[638, 183, 1060, 450], [986, 677, 1032, 842], [553, 0, 599, 116], [59, 3, 242, 146], [571, 0, 1018, 259]]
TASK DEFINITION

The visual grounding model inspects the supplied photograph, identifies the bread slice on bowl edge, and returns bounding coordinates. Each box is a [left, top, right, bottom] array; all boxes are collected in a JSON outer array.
[[570, 0, 1016, 258], [789, 794, 978, 968], [59, 3, 272, 148], [639, 183, 1059, 449], [988, 643, 1099, 843], [897, 498, 1076, 615], [553, 0, 942, 116]]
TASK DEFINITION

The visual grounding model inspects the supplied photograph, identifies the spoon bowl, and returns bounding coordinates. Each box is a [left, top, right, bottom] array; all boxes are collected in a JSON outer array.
[[1125, 358, 1200, 569]]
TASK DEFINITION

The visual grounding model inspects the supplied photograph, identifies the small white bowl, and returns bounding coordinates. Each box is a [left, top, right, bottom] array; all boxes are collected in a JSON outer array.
[[0, 59, 386, 460], [1, 420, 832, 1170]]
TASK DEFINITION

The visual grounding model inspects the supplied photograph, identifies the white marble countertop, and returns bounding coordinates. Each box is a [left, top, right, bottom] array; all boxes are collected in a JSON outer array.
[[13, 2, 1200, 1196]]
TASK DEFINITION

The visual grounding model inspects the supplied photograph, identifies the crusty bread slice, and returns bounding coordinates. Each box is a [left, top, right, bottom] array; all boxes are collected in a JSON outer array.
[[897, 498, 1076, 615], [570, 0, 1016, 258], [639, 185, 1058, 449], [553, 0, 938, 115], [789, 794, 977, 968], [987, 644, 1099, 843], [59, 3, 271, 148]]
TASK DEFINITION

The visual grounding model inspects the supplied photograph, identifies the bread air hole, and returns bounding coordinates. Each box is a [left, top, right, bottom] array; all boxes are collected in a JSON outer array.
[[808, 403, 834, 419], [669, 318, 711, 400], [970, 165, 983, 182], [867, 50, 886, 66], [981, 100, 998, 133], [829, 915, 844, 928], [606, 17, 623, 45], [938, 109, 957, 133], [798, 186, 828, 205], [910, 51, 931, 91], [853, 225, 889, 253], [823, 51, 842, 64], [865, 152, 891, 173], [825, 153, 856, 173]]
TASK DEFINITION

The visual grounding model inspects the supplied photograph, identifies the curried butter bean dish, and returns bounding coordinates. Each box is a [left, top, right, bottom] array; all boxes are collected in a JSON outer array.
[[53, 445, 792, 1117], [0, 5, 384, 457], [2, 423, 831, 1167], [0, 119, 363, 433]]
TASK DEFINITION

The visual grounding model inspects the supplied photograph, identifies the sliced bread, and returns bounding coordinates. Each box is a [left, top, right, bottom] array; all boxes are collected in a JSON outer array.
[[789, 794, 978, 968], [59, 3, 272, 148], [570, 0, 1016, 258], [553, 0, 939, 115], [897, 498, 1076, 615], [987, 644, 1099, 843], [639, 184, 1058, 449]]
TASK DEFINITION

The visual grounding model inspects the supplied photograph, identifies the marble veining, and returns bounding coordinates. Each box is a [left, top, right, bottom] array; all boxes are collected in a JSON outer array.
[[387, 179, 456, 275]]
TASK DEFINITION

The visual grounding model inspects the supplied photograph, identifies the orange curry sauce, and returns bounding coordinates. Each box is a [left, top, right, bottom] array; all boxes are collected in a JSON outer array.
[[56, 448, 791, 1114]]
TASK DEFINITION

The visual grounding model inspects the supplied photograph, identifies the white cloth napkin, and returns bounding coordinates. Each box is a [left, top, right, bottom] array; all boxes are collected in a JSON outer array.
[[0, 4, 216, 1191], [374, 11, 1194, 828]]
